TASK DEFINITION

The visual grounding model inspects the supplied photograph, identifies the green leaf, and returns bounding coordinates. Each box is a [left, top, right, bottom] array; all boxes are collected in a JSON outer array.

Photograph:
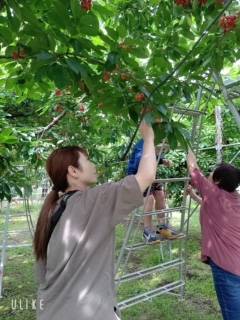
[[129, 108, 139, 123], [176, 130, 189, 150], [7, 0, 22, 19], [35, 52, 54, 61], [28, 35, 51, 52], [121, 54, 139, 69], [48, 64, 72, 89], [105, 52, 120, 71], [93, 3, 114, 19], [133, 46, 149, 59], [79, 12, 99, 36], [14, 185, 23, 197], [3, 182, 11, 195], [0, 27, 13, 44], [70, 0, 81, 20], [66, 58, 83, 75], [117, 24, 127, 38], [213, 54, 224, 72], [6, 6, 20, 32], [167, 131, 178, 149], [5, 193, 12, 203], [15, 2, 41, 28], [99, 34, 115, 47], [153, 123, 167, 144], [0, 129, 18, 144], [47, 2, 71, 29], [157, 105, 168, 116], [105, 27, 119, 41]]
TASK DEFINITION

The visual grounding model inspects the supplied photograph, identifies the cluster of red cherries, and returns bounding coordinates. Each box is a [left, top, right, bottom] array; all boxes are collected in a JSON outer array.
[[220, 15, 238, 32], [81, 0, 92, 12], [12, 50, 26, 60]]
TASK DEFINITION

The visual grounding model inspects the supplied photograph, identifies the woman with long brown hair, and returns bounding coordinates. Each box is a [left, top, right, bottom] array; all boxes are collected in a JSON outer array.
[[34, 121, 157, 320]]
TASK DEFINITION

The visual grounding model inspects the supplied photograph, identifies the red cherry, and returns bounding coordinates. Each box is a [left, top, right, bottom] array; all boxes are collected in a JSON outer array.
[[12, 52, 19, 60], [12, 50, 26, 60], [103, 71, 111, 82], [220, 15, 237, 32], [81, 0, 92, 11], [79, 104, 85, 112], [135, 92, 145, 102], [55, 104, 64, 113], [55, 89, 63, 96], [175, 0, 191, 7], [120, 73, 129, 81]]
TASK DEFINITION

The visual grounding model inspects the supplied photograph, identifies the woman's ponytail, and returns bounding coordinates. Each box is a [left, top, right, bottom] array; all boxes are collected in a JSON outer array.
[[34, 190, 59, 261]]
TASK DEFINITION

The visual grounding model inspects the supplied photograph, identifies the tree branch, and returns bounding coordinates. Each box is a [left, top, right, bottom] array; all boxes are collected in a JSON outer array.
[[0, 53, 104, 65], [119, 109, 146, 161], [36, 111, 66, 138], [120, 120, 140, 161], [147, 0, 235, 102]]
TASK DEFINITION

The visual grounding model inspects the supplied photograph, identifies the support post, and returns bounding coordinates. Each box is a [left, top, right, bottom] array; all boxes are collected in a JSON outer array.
[[213, 72, 240, 131], [0, 202, 10, 298], [215, 106, 223, 164]]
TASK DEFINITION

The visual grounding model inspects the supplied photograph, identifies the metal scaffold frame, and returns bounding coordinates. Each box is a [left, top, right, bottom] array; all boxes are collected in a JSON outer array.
[[115, 73, 240, 313], [0, 169, 50, 298]]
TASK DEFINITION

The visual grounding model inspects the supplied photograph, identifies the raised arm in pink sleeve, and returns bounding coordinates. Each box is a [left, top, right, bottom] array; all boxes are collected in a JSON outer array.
[[190, 168, 218, 198]]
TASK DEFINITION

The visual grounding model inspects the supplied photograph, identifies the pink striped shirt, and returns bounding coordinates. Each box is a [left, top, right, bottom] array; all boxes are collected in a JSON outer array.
[[191, 168, 240, 275]]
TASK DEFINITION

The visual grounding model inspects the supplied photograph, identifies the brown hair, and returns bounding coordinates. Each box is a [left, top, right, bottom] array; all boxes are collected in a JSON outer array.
[[34, 146, 87, 261]]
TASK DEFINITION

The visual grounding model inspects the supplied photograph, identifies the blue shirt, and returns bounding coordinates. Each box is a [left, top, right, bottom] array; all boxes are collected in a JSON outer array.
[[127, 139, 164, 175]]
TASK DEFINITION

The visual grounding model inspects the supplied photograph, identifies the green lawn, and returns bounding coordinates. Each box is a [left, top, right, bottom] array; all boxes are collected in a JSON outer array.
[[0, 202, 221, 320]]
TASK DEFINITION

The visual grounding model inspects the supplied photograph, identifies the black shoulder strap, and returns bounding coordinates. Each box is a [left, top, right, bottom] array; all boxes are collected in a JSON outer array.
[[48, 190, 78, 242]]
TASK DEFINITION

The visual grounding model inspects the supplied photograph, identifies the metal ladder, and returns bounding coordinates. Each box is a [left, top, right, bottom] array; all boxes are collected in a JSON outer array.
[[115, 99, 205, 312]]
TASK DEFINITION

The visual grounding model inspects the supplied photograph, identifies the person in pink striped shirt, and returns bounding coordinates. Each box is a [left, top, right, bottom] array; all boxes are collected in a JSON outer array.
[[187, 149, 240, 320]]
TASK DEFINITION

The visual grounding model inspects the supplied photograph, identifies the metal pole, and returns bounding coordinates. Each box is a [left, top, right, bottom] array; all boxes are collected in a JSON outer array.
[[213, 72, 240, 131], [200, 142, 240, 151], [0, 202, 10, 298], [24, 196, 35, 238], [191, 88, 203, 146], [215, 106, 223, 164], [115, 208, 139, 275], [179, 85, 205, 300], [230, 150, 240, 164]]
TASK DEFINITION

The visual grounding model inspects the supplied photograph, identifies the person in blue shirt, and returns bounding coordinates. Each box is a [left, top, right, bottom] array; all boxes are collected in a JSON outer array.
[[127, 139, 180, 243]]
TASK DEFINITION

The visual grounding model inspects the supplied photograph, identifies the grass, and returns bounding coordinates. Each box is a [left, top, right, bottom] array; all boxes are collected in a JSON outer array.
[[0, 201, 221, 320]]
